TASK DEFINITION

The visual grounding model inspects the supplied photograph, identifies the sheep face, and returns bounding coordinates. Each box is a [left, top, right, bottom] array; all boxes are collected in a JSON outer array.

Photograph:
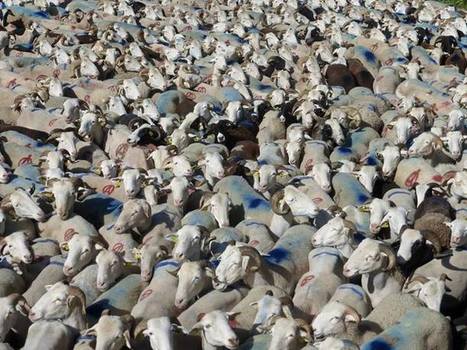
[[0, 295, 29, 341], [396, 228, 423, 263], [213, 245, 247, 290], [2, 231, 33, 264], [285, 141, 302, 167], [312, 216, 352, 248], [269, 318, 311, 350], [406, 278, 446, 312], [113, 199, 151, 234], [143, 317, 173, 350], [29, 282, 83, 322], [95, 249, 123, 291], [78, 112, 99, 139], [284, 186, 320, 219], [164, 155, 193, 177], [254, 165, 277, 193], [445, 219, 467, 248], [121, 168, 144, 199], [62, 234, 101, 277], [192, 311, 239, 350], [50, 179, 75, 220], [377, 146, 401, 178], [203, 193, 231, 228], [380, 207, 408, 236], [312, 301, 360, 341], [84, 315, 131, 350], [251, 294, 283, 331], [0, 163, 11, 184], [140, 242, 169, 282], [309, 162, 332, 192], [343, 239, 393, 277], [57, 131, 79, 161], [166, 176, 192, 208], [174, 261, 209, 309], [100, 160, 118, 179], [353, 166, 379, 194], [172, 225, 204, 261], [7, 188, 47, 223]]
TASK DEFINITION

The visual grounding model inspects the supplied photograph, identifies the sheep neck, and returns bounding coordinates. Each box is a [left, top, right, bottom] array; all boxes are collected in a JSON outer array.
[[200, 332, 222, 350], [63, 307, 86, 331]]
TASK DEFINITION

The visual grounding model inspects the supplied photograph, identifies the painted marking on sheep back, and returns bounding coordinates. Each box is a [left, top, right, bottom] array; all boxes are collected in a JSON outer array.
[[299, 274, 315, 287], [404, 169, 420, 188], [139, 288, 153, 301], [246, 197, 269, 210], [64, 228, 78, 241], [362, 339, 392, 350], [265, 247, 289, 264], [112, 242, 124, 253], [18, 155, 33, 166], [102, 184, 115, 195]]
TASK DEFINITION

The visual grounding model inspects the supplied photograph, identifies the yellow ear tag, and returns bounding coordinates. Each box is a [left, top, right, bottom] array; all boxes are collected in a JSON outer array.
[[359, 206, 370, 212], [169, 235, 178, 243], [124, 261, 133, 267], [131, 248, 142, 261], [381, 222, 389, 228], [114, 179, 122, 188], [62, 243, 69, 251]]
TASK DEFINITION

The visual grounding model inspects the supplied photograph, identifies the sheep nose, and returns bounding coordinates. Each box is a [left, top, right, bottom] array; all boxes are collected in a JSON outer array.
[[63, 265, 74, 275], [452, 236, 461, 243], [370, 224, 380, 233], [174, 199, 183, 207], [174, 252, 184, 260], [141, 270, 152, 281], [396, 255, 407, 264], [228, 337, 239, 348], [24, 254, 33, 263]]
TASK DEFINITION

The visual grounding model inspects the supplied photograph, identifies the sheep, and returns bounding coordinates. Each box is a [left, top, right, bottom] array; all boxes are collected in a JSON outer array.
[[190, 310, 240, 350], [312, 293, 423, 345], [171, 260, 212, 310], [29, 281, 87, 332], [213, 225, 314, 294], [177, 285, 249, 332], [143, 316, 202, 350], [292, 247, 345, 321], [343, 239, 404, 306], [81, 311, 132, 350], [21, 320, 77, 350], [444, 218, 467, 248], [0, 294, 30, 342], [361, 307, 452, 350], [402, 274, 450, 312], [410, 249, 467, 310]]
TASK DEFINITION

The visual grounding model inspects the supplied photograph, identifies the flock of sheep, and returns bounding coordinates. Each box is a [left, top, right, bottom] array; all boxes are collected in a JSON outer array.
[[0, 0, 466, 349]]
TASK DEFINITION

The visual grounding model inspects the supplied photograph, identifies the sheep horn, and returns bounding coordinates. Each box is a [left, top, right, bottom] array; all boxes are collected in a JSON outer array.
[[238, 246, 262, 272], [440, 273, 451, 281], [379, 244, 396, 271], [295, 319, 313, 342], [409, 275, 429, 285], [343, 305, 361, 323], [270, 189, 289, 215]]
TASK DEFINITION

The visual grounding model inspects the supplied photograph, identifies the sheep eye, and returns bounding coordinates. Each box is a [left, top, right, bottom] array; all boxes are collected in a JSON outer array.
[[81, 249, 90, 255], [365, 255, 373, 262], [204, 324, 211, 329]]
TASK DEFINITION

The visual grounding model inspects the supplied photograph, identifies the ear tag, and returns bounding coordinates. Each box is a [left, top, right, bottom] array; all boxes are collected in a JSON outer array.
[[381, 222, 389, 228], [62, 243, 69, 251], [131, 248, 142, 261], [114, 179, 122, 188]]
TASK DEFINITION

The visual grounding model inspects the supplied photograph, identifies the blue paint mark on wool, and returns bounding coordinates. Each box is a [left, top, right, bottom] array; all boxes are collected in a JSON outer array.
[[337, 285, 364, 299], [362, 339, 392, 350], [265, 247, 289, 264], [366, 156, 378, 166], [248, 198, 267, 209], [357, 194, 370, 204], [338, 147, 353, 154], [155, 260, 179, 270], [364, 50, 376, 63]]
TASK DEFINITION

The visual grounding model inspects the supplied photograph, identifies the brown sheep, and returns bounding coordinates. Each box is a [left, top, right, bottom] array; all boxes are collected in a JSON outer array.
[[347, 59, 374, 91], [325, 64, 357, 93], [444, 49, 467, 74]]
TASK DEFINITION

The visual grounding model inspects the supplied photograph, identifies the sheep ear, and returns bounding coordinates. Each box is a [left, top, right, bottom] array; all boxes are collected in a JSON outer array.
[[405, 282, 423, 294], [83, 325, 97, 336], [45, 284, 53, 291], [123, 329, 132, 348], [249, 301, 258, 307], [94, 243, 104, 251]]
